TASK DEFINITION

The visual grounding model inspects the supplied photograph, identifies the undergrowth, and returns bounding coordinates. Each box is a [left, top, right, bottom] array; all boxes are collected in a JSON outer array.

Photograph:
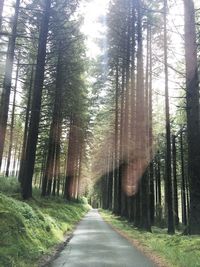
[[0, 176, 20, 195], [100, 210, 200, 267]]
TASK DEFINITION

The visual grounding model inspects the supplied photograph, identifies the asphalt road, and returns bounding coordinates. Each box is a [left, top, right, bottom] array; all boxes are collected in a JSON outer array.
[[50, 209, 156, 267]]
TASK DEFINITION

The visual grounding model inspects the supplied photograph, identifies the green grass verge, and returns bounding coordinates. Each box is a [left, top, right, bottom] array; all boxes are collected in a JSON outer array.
[[100, 210, 200, 267], [0, 190, 89, 267]]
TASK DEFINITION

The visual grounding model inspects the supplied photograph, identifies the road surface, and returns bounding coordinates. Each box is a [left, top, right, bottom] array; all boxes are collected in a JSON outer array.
[[50, 209, 156, 267]]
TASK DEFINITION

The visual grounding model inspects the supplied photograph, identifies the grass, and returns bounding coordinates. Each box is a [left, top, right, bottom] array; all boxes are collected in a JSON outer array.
[[100, 210, 200, 267], [0, 176, 90, 267]]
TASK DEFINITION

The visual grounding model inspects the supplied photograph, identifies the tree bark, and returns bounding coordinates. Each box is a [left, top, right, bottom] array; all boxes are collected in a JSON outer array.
[[180, 131, 187, 226], [184, 0, 200, 235], [64, 117, 76, 200], [20, 0, 51, 199], [5, 56, 20, 177], [164, 0, 175, 234], [113, 63, 120, 214], [18, 65, 34, 182], [156, 151, 162, 223], [42, 42, 63, 197], [172, 135, 179, 227], [0, 0, 20, 169], [0, 0, 5, 30], [136, 0, 151, 231], [129, 2, 136, 222]]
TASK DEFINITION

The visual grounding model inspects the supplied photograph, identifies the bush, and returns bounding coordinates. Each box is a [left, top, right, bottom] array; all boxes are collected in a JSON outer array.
[[77, 196, 88, 205], [0, 176, 20, 195]]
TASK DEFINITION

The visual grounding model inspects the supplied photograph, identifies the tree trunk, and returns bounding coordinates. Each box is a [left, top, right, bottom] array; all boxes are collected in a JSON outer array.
[[184, 0, 200, 235], [164, 0, 175, 234], [55, 125, 61, 196], [42, 42, 63, 197], [64, 118, 76, 200], [118, 62, 126, 215], [12, 138, 19, 176], [20, 0, 51, 199], [76, 144, 83, 199], [5, 56, 19, 177], [113, 63, 120, 214], [0, 0, 20, 168], [156, 151, 162, 224], [18, 65, 34, 183], [0, 0, 5, 30], [148, 24, 155, 225], [172, 135, 179, 227], [129, 2, 136, 222], [180, 131, 187, 226], [54, 114, 62, 196], [136, 0, 151, 231], [121, 6, 131, 218]]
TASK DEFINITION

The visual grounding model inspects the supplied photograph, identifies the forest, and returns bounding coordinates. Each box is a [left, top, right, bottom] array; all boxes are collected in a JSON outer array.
[[0, 0, 200, 266]]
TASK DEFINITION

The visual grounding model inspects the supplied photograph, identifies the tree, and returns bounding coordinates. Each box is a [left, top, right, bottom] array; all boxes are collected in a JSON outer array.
[[0, 0, 4, 30], [163, 0, 175, 234], [20, 0, 51, 199], [0, 0, 20, 168], [135, 0, 151, 231], [172, 135, 179, 227], [41, 42, 63, 196], [184, 0, 200, 234], [5, 54, 20, 177]]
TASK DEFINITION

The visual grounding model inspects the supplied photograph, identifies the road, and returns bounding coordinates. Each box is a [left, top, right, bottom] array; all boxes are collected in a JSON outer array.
[[50, 209, 156, 267]]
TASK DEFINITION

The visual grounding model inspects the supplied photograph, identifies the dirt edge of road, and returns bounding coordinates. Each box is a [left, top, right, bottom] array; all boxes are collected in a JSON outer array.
[[102, 217, 171, 267], [38, 223, 78, 267]]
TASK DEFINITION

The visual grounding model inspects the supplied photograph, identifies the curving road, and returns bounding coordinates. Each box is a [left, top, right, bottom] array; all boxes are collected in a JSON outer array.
[[50, 209, 156, 267]]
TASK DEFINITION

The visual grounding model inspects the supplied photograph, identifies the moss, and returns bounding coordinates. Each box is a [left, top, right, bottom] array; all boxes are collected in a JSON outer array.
[[0, 193, 89, 267], [100, 210, 200, 267]]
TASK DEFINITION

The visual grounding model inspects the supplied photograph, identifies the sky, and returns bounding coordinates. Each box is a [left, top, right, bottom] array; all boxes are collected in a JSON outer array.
[[80, 0, 110, 58]]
